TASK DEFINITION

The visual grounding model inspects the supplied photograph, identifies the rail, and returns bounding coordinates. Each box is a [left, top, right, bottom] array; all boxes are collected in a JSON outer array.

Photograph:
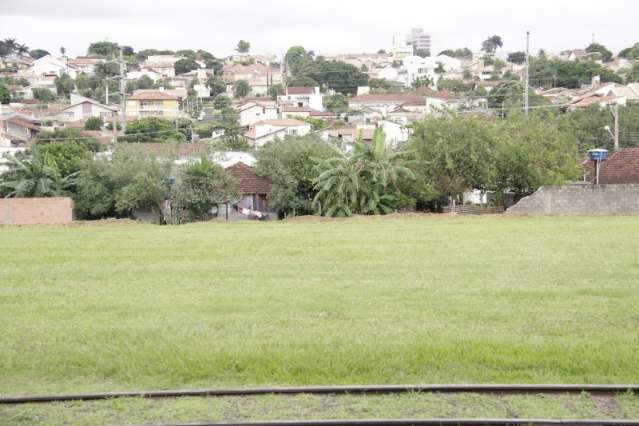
[[1, 384, 637, 405]]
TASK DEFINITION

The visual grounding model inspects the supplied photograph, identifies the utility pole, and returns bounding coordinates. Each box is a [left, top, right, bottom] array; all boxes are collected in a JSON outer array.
[[524, 31, 530, 117], [118, 48, 127, 133], [105, 81, 109, 105], [613, 103, 619, 151]]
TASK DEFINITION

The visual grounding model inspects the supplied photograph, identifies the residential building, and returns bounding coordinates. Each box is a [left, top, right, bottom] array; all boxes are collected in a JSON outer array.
[[349, 93, 425, 116], [223, 63, 282, 97], [126, 90, 180, 119], [143, 55, 180, 78], [237, 101, 279, 127], [278, 86, 324, 111], [406, 28, 431, 56], [31, 55, 76, 78], [0, 113, 40, 172], [67, 57, 104, 75], [246, 118, 312, 147], [217, 162, 273, 220], [581, 148, 639, 184], [0, 112, 40, 147], [56, 94, 117, 123]]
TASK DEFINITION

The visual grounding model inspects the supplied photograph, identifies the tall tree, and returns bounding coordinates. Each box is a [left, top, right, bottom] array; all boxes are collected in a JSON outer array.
[[29, 49, 50, 59], [236, 40, 250, 54], [232, 79, 250, 98], [313, 132, 413, 217], [585, 42, 613, 62], [481, 35, 503, 54]]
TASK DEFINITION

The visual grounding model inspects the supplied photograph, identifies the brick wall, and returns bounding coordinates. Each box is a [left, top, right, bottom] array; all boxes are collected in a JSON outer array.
[[0, 197, 74, 225], [506, 184, 639, 215]]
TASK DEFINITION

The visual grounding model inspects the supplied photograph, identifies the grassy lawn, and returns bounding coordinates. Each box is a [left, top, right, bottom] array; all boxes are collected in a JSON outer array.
[[1, 215, 639, 419]]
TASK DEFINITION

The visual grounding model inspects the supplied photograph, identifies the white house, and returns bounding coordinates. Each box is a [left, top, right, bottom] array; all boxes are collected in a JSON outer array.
[[349, 93, 425, 116], [237, 101, 279, 127], [67, 57, 104, 75], [246, 119, 311, 147], [56, 94, 117, 123], [278, 87, 324, 111], [143, 55, 180, 78], [31, 55, 76, 78], [403, 56, 439, 89], [378, 119, 410, 148]]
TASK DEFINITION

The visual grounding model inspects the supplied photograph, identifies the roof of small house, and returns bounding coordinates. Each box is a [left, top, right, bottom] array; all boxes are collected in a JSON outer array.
[[286, 86, 316, 95], [350, 93, 425, 104], [253, 118, 309, 127], [128, 90, 178, 101], [582, 148, 639, 184], [226, 162, 272, 194]]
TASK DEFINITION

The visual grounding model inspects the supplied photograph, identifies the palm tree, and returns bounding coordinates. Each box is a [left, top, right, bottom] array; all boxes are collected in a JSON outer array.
[[3, 38, 18, 53], [481, 35, 503, 54], [0, 153, 76, 198], [313, 131, 414, 217], [313, 146, 361, 217], [16, 43, 30, 57]]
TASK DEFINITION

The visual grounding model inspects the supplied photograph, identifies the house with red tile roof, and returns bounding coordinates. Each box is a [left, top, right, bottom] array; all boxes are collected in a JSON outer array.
[[581, 148, 639, 184], [218, 162, 273, 220]]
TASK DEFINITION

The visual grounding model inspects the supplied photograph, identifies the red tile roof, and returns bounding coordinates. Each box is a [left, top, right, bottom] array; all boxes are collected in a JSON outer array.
[[226, 162, 272, 194], [599, 148, 639, 184]]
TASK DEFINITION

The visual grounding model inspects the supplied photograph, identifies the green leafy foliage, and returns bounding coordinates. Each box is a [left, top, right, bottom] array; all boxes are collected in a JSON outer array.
[[172, 157, 239, 223], [29, 49, 49, 59], [618, 42, 639, 59], [84, 116, 104, 130], [122, 117, 186, 143], [236, 40, 250, 54], [255, 136, 335, 216], [585, 42, 613, 62], [507, 51, 527, 64], [232, 79, 250, 98], [54, 74, 74, 98], [438, 48, 473, 59], [206, 76, 227, 97], [35, 129, 101, 177], [87, 41, 119, 57], [74, 145, 171, 219], [0, 83, 10, 104], [313, 131, 414, 217], [285, 46, 368, 95], [174, 58, 199, 75], [32, 87, 56, 102], [324, 94, 349, 113], [0, 151, 76, 198]]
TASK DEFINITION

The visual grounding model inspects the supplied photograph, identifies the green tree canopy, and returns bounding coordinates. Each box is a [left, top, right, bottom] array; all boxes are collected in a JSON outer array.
[[122, 117, 186, 143], [232, 79, 250, 98], [88, 41, 119, 57], [29, 49, 50, 59], [255, 136, 335, 216], [174, 58, 199, 75], [172, 157, 239, 223], [236, 40, 250, 54], [507, 51, 527, 64], [585, 42, 613, 62]]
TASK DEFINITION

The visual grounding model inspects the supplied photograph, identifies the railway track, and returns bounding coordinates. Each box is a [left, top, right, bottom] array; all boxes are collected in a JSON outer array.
[[155, 419, 639, 426], [1, 384, 637, 405]]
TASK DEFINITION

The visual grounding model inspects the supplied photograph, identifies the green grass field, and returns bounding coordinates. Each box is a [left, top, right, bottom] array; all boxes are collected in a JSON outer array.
[[1, 215, 639, 423]]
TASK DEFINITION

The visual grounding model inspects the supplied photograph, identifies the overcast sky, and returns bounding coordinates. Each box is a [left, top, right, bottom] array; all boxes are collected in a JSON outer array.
[[1, 0, 637, 58]]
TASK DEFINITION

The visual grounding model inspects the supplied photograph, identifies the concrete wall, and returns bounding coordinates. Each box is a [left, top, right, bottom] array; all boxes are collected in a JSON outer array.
[[507, 184, 639, 215], [0, 197, 74, 225]]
